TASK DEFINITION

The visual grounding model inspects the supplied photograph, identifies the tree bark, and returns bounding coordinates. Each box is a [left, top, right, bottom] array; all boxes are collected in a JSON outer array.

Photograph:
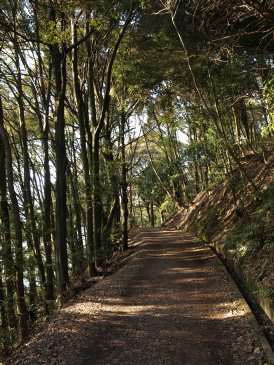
[[13, 35, 47, 307], [33, 7, 55, 302], [0, 96, 28, 341], [72, 21, 96, 276], [48, 4, 69, 298], [121, 112, 129, 250], [87, 2, 135, 264]]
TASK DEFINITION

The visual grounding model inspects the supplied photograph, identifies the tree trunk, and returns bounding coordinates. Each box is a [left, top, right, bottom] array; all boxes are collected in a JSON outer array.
[[33, 0, 55, 305], [121, 112, 129, 250], [87, 2, 135, 264], [92, 132, 103, 263], [0, 133, 16, 336], [139, 199, 144, 227], [0, 96, 28, 341], [13, 35, 47, 309], [150, 202, 155, 227], [67, 151, 85, 275], [54, 56, 69, 296], [72, 23, 96, 276], [0, 263, 8, 342], [48, 4, 69, 298]]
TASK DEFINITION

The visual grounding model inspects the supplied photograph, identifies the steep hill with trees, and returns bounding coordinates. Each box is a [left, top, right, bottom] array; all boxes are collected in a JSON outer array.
[[165, 140, 274, 322]]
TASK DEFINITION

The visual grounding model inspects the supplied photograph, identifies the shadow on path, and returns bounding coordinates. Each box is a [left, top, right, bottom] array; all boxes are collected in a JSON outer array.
[[6, 229, 262, 365]]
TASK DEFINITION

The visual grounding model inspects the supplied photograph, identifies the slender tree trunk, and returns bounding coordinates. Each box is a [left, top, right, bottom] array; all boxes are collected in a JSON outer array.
[[146, 202, 151, 224], [33, 0, 55, 304], [150, 202, 155, 227], [72, 22, 96, 275], [104, 115, 121, 228], [88, 2, 135, 264], [13, 36, 47, 309], [92, 132, 103, 262], [189, 127, 201, 194], [42, 130, 55, 303], [54, 55, 69, 295], [129, 164, 134, 229], [0, 263, 8, 342], [48, 5, 69, 297], [0, 141, 10, 344], [0, 96, 28, 341], [67, 141, 85, 274], [0, 134, 16, 337], [121, 112, 129, 250], [139, 199, 144, 227]]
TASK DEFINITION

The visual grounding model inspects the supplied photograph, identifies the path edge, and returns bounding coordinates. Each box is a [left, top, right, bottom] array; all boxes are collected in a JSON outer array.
[[209, 243, 274, 365]]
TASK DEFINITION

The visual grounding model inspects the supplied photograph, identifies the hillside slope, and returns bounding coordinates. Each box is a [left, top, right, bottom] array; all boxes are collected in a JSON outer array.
[[166, 141, 274, 320]]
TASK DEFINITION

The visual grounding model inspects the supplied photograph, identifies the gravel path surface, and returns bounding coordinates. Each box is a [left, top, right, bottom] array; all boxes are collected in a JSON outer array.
[[6, 229, 269, 365]]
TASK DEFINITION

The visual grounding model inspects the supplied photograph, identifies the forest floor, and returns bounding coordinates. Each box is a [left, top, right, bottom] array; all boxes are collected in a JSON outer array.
[[4, 228, 270, 365]]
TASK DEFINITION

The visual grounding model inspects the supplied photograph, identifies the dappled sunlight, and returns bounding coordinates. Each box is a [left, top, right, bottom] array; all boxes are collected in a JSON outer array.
[[167, 267, 210, 275], [59, 296, 249, 328], [207, 300, 247, 320], [7, 229, 263, 365], [66, 302, 156, 316], [147, 251, 185, 257], [174, 277, 208, 285]]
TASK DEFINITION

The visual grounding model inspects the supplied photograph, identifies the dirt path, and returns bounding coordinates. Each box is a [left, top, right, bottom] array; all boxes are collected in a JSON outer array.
[[6, 229, 268, 365]]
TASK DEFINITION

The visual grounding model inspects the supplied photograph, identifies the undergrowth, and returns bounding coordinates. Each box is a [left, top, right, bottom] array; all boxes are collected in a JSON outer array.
[[196, 205, 222, 242]]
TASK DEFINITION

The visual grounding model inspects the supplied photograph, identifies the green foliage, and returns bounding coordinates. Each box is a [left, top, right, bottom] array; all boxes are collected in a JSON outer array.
[[89, 17, 108, 31], [225, 222, 266, 259], [263, 241, 274, 255], [253, 286, 274, 299], [261, 120, 274, 137], [207, 164, 225, 188], [42, 20, 71, 45], [160, 198, 176, 216], [196, 206, 222, 242], [138, 163, 165, 205], [224, 184, 274, 261], [263, 78, 274, 106], [140, 0, 148, 9], [0, 328, 6, 350]]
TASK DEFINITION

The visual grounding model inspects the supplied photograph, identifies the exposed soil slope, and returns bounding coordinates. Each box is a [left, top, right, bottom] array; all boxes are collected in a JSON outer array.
[[4, 229, 268, 364]]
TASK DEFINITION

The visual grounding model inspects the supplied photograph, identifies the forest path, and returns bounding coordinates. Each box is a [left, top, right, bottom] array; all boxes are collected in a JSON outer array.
[[7, 229, 267, 365]]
